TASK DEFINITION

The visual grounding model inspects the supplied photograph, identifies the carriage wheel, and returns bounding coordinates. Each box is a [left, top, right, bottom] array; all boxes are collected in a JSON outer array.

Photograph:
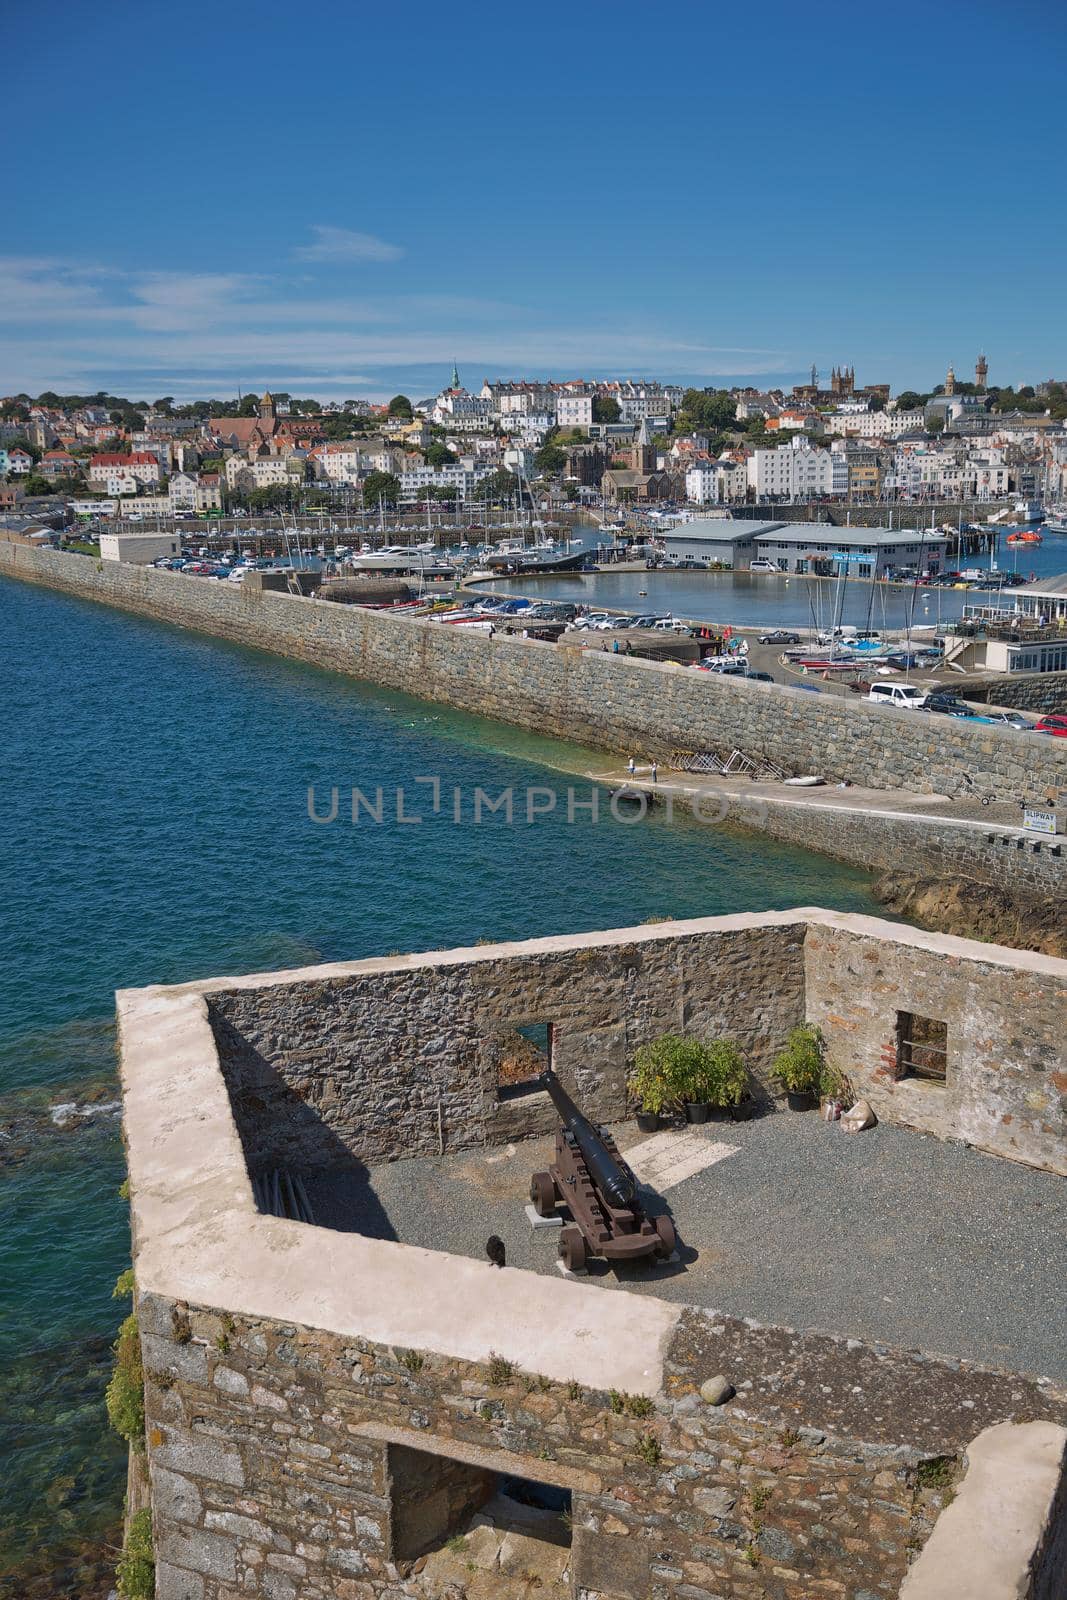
[[559, 1226, 587, 1273], [653, 1215, 676, 1260], [530, 1171, 556, 1217]]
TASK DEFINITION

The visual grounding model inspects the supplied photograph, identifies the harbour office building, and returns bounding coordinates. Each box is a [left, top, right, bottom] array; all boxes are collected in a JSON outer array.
[[662, 518, 950, 578]]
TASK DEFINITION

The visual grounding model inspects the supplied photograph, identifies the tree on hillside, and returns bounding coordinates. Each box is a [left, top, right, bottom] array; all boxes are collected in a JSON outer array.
[[675, 388, 736, 434], [478, 467, 519, 504], [237, 395, 260, 416], [425, 441, 457, 468], [895, 391, 926, 410], [592, 395, 621, 423], [535, 442, 566, 475], [363, 470, 400, 507], [387, 394, 413, 418]]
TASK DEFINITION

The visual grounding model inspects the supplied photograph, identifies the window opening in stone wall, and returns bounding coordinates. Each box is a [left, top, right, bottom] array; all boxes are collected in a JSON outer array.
[[896, 1013, 948, 1083], [388, 1442, 572, 1594], [497, 1022, 553, 1101]]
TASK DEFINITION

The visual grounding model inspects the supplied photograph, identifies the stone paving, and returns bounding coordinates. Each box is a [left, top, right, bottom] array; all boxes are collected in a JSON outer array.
[[304, 1110, 1067, 1383]]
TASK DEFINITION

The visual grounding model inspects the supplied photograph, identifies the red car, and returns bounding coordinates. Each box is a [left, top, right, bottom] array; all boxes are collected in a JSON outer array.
[[1034, 715, 1067, 737]]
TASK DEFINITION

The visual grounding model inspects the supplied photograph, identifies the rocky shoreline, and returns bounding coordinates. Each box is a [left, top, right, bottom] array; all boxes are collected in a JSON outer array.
[[874, 870, 1067, 958]]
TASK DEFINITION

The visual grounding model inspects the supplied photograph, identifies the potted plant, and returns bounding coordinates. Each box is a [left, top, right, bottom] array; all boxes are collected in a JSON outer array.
[[679, 1038, 749, 1123], [629, 1036, 678, 1131], [772, 1023, 835, 1110]]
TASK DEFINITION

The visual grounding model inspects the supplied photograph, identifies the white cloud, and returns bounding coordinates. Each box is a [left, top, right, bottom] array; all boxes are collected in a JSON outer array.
[[0, 250, 792, 398], [293, 225, 403, 263]]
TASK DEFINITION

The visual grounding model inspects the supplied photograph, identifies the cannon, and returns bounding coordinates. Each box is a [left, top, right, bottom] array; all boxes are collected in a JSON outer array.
[[529, 1069, 676, 1272]]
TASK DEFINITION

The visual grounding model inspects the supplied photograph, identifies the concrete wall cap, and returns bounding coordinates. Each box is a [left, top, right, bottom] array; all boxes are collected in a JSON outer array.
[[898, 1420, 1067, 1600]]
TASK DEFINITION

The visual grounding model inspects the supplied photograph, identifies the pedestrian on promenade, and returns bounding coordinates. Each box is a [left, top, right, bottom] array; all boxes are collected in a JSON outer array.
[[651, 759, 658, 785], [628, 755, 636, 779]]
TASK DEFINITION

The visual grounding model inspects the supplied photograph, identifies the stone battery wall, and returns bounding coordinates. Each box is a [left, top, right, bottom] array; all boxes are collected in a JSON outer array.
[[205, 914, 1065, 1181], [804, 922, 1067, 1174], [135, 1288, 1067, 1600], [208, 921, 807, 1167], [119, 912, 1067, 1600], [4, 540, 1067, 817]]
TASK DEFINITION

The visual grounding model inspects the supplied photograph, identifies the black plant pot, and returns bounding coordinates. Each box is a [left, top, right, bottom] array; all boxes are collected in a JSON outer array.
[[786, 1090, 817, 1112], [684, 1102, 711, 1125], [635, 1111, 660, 1133], [730, 1096, 758, 1121]]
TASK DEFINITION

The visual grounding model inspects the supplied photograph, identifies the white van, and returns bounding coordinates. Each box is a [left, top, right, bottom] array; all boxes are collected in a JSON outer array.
[[868, 683, 928, 709]]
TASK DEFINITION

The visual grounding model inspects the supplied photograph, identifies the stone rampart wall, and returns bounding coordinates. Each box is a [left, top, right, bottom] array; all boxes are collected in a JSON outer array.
[[208, 922, 807, 1165], [4, 540, 1066, 815], [208, 915, 1066, 1180], [136, 1288, 1067, 1600], [805, 923, 1067, 1174]]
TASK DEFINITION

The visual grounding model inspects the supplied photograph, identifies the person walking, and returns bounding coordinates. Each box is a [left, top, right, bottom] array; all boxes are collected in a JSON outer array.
[[627, 755, 636, 779], [651, 759, 658, 785]]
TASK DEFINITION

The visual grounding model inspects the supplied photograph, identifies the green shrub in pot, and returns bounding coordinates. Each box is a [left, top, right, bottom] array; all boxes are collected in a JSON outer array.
[[771, 1024, 839, 1103]]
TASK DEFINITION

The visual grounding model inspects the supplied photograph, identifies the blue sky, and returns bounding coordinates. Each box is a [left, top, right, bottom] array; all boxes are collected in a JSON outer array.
[[3, 0, 1065, 401]]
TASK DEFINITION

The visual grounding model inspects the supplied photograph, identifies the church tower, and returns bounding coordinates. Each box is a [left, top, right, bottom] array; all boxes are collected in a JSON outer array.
[[259, 390, 276, 422], [945, 365, 956, 396], [450, 361, 461, 391], [975, 353, 988, 392]]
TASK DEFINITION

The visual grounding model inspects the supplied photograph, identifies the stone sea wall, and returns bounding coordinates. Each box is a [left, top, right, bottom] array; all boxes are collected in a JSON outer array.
[[135, 1287, 1067, 1600], [4, 540, 1066, 812], [955, 669, 1067, 716]]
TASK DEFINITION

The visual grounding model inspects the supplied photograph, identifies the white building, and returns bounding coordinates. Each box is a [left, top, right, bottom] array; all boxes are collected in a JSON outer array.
[[685, 463, 721, 505], [824, 409, 925, 439], [398, 457, 491, 502], [482, 383, 557, 419], [99, 531, 182, 564], [89, 452, 161, 494], [225, 456, 305, 491], [747, 439, 836, 500], [432, 390, 493, 428], [556, 394, 593, 428]]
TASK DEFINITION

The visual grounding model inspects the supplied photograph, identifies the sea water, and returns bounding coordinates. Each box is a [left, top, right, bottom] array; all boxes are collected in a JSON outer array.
[[0, 577, 881, 1591]]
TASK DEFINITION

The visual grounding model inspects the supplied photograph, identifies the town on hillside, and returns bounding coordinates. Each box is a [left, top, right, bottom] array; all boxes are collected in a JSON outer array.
[[2, 359, 1066, 529]]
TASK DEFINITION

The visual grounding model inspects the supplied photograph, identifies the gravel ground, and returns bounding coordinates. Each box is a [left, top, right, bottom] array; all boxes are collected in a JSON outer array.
[[302, 1113, 1067, 1382]]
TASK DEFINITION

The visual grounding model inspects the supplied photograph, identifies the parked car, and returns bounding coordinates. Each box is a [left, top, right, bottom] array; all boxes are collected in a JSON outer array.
[[924, 694, 971, 717], [885, 652, 925, 670], [868, 683, 928, 709], [746, 670, 774, 682], [982, 710, 1031, 731], [758, 630, 801, 645], [1034, 715, 1067, 737]]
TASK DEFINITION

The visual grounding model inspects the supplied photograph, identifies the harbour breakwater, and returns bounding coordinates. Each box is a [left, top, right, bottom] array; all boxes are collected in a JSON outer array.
[[3, 538, 1065, 904]]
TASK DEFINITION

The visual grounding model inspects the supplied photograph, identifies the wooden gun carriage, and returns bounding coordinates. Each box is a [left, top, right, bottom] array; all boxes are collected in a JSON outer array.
[[529, 1069, 676, 1272]]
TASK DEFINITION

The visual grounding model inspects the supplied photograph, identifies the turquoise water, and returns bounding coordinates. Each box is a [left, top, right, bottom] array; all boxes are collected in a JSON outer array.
[[0, 577, 881, 1592]]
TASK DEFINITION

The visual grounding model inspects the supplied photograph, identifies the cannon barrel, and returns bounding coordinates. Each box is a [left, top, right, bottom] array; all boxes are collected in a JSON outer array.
[[539, 1070, 636, 1210]]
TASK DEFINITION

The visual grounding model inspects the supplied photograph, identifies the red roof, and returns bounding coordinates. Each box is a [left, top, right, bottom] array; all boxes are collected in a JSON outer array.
[[91, 452, 157, 467]]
